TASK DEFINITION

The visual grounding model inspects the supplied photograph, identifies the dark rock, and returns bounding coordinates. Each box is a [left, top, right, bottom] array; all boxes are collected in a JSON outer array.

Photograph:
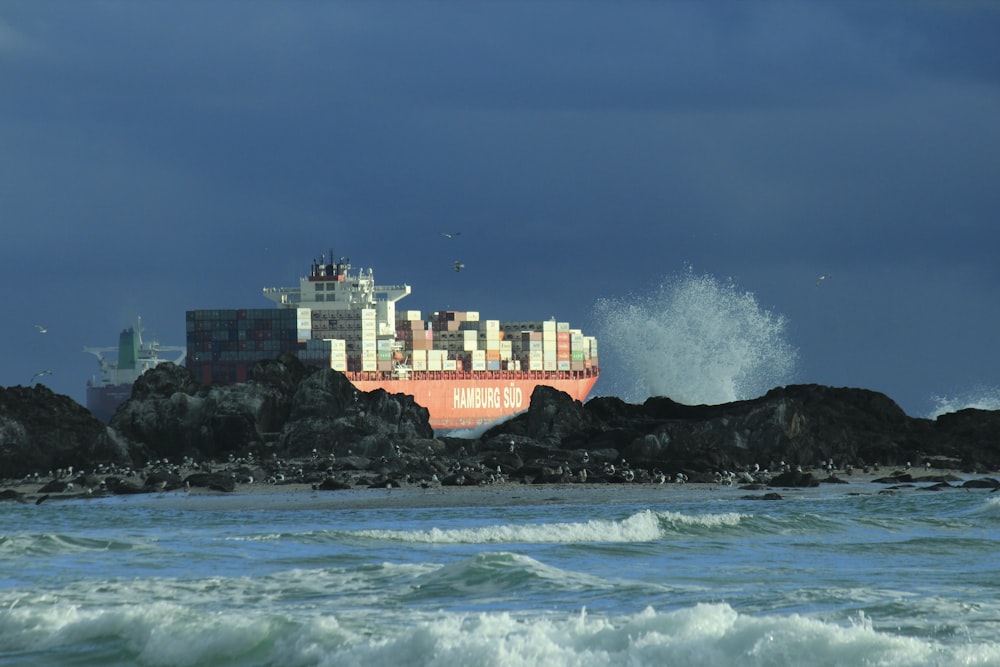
[[313, 477, 352, 491], [3, 372, 999, 490], [873, 472, 912, 484], [742, 492, 783, 500], [104, 477, 147, 494], [961, 478, 1000, 490], [183, 472, 236, 492], [0, 384, 130, 479], [38, 479, 70, 493], [768, 471, 820, 488], [485, 383, 992, 478], [0, 489, 25, 503]]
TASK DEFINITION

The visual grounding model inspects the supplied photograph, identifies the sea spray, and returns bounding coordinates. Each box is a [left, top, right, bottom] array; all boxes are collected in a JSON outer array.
[[927, 384, 1000, 419], [593, 269, 797, 405]]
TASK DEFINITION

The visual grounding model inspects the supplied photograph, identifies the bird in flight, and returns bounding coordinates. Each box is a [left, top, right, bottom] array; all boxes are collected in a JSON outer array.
[[815, 274, 831, 287], [35, 324, 48, 333], [453, 261, 465, 272], [31, 370, 53, 383], [441, 232, 462, 239]]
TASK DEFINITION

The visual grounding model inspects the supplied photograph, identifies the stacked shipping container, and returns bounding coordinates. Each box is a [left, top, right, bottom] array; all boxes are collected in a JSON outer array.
[[186, 307, 597, 382]]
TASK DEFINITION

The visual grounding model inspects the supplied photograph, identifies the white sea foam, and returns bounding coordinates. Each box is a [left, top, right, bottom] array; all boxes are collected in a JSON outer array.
[[1, 601, 992, 667], [350, 509, 749, 544], [975, 494, 1000, 517], [927, 384, 1000, 418], [408, 552, 614, 599], [593, 269, 797, 405]]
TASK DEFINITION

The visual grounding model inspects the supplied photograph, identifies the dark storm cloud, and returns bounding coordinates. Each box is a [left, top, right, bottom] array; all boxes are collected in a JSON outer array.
[[1, 1, 998, 415]]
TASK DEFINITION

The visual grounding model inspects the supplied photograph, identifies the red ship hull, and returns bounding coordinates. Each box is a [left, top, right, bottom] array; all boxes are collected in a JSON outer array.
[[348, 370, 600, 430]]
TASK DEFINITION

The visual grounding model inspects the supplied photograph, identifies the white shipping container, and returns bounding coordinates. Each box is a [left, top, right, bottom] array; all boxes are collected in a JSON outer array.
[[556, 321, 570, 332], [543, 359, 557, 371], [464, 330, 478, 351], [471, 359, 486, 372], [543, 320, 556, 333], [557, 360, 571, 371], [443, 359, 457, 371], [412, 357, 427, 371]]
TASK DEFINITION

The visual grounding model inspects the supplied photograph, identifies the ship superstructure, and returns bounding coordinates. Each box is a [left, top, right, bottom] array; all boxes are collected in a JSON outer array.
[[84, 318, 187, 422], [186, 252, 599, 430]]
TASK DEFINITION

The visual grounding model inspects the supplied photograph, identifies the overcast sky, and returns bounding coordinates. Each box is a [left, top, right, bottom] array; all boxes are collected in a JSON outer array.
[[3, 1, 998, 418]]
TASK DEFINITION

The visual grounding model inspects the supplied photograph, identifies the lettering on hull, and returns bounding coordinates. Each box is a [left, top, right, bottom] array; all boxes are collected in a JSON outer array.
[[453, 385, 524, 411]]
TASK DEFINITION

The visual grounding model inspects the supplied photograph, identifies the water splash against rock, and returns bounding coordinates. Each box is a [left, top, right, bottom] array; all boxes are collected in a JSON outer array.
[[927, 385, 1000, 419], [592, 270, 797, 405]]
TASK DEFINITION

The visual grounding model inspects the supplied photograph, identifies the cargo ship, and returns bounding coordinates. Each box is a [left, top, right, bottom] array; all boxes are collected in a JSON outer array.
[[185, 252, 600, 430], [84, 318, 187, 423]]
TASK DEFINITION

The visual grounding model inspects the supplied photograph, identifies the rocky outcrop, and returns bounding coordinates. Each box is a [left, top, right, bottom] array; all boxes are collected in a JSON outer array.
[[2, 368, 999, 495], [111, 359, 297, 464], [278, 369, 432, 459], [110, 355, 434, 464], [0, 384, 129, 479], [485, 383, 997, 475]]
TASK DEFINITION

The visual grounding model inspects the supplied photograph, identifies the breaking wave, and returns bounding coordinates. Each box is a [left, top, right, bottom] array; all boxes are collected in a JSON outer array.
[[349, 509, 750, 544], [593, 269, 797, 405], [927, 384, 1000, 418], [1, 600, 992, 667]]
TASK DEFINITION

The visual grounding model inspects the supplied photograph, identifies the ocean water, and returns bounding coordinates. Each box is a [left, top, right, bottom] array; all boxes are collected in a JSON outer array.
[[2, 481, 999, 666]]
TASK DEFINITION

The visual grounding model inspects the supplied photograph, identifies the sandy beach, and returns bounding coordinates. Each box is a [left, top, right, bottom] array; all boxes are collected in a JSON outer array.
[[3, 466, 986, 512]]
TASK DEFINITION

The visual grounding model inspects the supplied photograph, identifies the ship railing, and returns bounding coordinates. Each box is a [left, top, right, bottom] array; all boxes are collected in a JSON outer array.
[[343, 367, 599, 382]]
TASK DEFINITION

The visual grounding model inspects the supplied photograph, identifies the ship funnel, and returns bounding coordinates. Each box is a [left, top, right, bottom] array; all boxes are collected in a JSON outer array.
[[118, 327, 140, 370]]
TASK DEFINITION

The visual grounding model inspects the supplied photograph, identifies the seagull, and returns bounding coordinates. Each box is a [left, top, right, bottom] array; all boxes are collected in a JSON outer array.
[[31, 370, 53, 383], [815, 274, 831, 287], [453, 261, 465, 272], [441, 232, 462, 239], [34, 324, 47, 333]]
